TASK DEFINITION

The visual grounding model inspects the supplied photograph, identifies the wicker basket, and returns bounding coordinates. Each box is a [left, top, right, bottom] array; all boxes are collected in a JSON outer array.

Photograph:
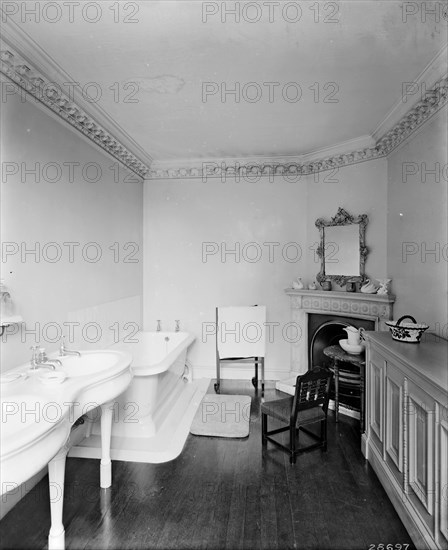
[[385, 315, 429, 343]]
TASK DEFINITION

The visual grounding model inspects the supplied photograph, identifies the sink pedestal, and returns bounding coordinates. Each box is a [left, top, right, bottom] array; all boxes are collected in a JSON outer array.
[[47, 400, 115, 549], [100, 401, 114, 488], [48, 449, 67, 550]]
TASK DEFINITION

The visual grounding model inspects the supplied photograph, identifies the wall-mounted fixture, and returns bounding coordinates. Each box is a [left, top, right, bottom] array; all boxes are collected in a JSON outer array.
[[0, 280, 23, 336]]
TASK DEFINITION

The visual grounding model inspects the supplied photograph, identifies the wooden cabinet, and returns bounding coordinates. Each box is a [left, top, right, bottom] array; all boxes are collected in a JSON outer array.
[[437, 405, 448, 548], [362, 332, 448, 550]]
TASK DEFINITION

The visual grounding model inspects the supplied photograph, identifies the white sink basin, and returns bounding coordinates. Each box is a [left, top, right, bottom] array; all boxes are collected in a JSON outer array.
[[1, 393, 63, 433], [57, 351, 123, 378], [1, 349, 133, 496]]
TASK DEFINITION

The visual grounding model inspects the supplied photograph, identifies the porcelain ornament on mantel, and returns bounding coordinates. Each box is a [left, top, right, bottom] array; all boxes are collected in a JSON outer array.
[[376, 278, 392, 295], [292, 277, 304, 290], [360, 278, 380, 294]]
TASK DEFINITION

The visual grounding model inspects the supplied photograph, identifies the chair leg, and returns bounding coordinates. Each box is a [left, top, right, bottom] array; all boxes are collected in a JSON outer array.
[[252, 360, 258, 390], [261, 413, 267, 446], [322, 418, 327, 452], [289, 424, 296, 464]]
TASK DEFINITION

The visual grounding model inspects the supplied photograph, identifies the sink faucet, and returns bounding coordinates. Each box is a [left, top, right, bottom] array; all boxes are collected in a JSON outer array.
[[175, 320, 180, 332], [59, 336, 81, 357], [156, 320, 161, 332], [30, 346, 61, 370]]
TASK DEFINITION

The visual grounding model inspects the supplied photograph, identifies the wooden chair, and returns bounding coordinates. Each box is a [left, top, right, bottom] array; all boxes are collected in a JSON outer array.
[[214, 305, 266, 395], [261, 366, 333, 464]]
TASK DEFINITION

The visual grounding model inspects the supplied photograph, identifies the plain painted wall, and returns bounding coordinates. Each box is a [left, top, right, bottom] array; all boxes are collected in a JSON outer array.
[[387, 106, 448, 336], [143, 157, 388, 377], [143, 177, 308, 377], [0, 92, 144, 371]]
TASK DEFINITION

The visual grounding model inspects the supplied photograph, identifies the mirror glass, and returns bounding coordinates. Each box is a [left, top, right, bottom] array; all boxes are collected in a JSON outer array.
[[315, 207, 369, 286], [325, 225, 360, 276]]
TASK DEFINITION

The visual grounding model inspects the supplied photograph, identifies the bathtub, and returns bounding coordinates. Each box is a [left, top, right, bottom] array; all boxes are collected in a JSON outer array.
[[70, 331, 209, 463], [108, 331, 195, 438]]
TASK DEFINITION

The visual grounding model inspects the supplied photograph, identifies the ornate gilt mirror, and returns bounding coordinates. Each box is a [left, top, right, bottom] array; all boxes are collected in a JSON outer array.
[[315, 207, 369, 286]]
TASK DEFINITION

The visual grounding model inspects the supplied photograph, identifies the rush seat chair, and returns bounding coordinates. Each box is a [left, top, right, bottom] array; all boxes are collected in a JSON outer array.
[[261, 366, 333, 464]]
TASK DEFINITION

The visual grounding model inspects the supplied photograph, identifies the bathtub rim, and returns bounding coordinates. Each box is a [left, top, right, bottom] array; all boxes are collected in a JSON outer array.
[[110, 331, 195, 377]]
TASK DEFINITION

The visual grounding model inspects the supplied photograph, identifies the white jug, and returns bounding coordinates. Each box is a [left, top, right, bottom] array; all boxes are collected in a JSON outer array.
[[343, 326, 361, 346]]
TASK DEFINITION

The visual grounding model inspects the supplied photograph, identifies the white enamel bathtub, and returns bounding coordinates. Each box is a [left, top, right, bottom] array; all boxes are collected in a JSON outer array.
[[109, 331, 196, 438], [70, 331, 209, 463]]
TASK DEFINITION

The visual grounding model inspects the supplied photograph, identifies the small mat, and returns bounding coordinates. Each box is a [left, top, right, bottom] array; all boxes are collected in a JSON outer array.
[[190, 394, 252, 438]]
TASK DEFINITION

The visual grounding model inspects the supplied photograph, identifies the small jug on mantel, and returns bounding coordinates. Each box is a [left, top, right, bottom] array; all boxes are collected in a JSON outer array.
[[343, 326, 362, 346]]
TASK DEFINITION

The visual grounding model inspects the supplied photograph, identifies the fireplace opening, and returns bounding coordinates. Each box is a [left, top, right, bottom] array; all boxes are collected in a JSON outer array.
[[308, 313, 375, 412]]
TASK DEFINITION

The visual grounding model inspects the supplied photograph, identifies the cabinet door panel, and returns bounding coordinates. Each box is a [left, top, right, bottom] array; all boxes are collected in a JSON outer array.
[[406, 381, 435, 532], [385, 364, 404, 486], [438, 409, 448, 546], [369, 356, 384, 451]]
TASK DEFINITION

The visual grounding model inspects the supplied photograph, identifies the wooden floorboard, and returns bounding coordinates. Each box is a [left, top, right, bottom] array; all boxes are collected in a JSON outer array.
[[0, 380, 415, 550]]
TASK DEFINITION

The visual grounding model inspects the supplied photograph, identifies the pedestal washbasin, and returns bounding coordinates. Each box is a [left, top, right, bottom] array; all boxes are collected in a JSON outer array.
[[1, 348, 133, 550], [56, 350, 126, 378]]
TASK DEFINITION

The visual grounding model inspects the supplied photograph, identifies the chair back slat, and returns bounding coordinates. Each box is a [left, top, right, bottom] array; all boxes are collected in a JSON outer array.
[[292, 366, 333, 416]]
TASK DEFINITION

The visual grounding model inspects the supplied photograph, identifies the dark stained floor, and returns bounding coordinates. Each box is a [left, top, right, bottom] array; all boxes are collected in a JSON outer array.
[[0, 380, 414, 550]]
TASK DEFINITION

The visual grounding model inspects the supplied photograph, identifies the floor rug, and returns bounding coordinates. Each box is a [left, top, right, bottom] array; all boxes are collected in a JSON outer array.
[[190, 394, 252, 438]]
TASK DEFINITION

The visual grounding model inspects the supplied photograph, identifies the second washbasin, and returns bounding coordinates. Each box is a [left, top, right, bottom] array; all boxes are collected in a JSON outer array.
[[57, 351, 123, 378]]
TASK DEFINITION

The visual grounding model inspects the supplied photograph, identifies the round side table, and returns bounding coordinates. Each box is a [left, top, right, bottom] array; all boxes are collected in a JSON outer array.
[[323, 345, 366, 432]]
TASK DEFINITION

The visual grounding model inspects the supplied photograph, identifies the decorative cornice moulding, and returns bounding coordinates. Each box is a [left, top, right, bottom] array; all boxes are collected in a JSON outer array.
[[372, 44, 448, 141], [0, 42, 151, 180], [148, 74, 448, 180]]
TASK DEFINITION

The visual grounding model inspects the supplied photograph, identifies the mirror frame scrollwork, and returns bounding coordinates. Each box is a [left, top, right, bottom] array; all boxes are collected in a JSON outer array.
[[315, 207, 369, 286]]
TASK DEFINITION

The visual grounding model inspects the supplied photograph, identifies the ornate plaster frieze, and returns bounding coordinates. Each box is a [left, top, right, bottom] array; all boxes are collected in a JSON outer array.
[[148, 74, 448, 180], [0, 49, 150, 180]]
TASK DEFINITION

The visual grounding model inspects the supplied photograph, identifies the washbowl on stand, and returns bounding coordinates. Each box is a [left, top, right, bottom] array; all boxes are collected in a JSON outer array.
[[0, 349, 133, 550]]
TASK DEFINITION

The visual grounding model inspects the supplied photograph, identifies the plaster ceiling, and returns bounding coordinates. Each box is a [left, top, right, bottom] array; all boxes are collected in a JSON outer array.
[[7, 0, 448, 163]]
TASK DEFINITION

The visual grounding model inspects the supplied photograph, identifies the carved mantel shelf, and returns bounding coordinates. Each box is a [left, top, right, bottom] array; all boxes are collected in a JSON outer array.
[[284, 288, 395, 375], [285, 288, 395, 321]]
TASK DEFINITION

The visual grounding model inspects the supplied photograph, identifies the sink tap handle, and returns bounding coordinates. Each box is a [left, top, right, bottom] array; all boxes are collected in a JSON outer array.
[[38, 347, 48, 362], [59, 336, 66, 355], [30, 345, 38, 367]]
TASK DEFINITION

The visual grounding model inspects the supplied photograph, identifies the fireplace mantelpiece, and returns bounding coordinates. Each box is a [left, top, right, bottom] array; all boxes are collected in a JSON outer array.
[[285, 288, 395, 375]]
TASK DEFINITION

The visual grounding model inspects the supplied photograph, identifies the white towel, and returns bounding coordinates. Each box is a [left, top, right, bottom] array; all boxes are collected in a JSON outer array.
[[217, 306, 266, 359]]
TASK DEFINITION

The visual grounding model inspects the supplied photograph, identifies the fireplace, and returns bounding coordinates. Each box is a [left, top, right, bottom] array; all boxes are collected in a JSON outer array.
[[279, 289, 395, 415], [284, 289, 395, 376], [308, 313, 375, 371], [307, 313, 375, 413]]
